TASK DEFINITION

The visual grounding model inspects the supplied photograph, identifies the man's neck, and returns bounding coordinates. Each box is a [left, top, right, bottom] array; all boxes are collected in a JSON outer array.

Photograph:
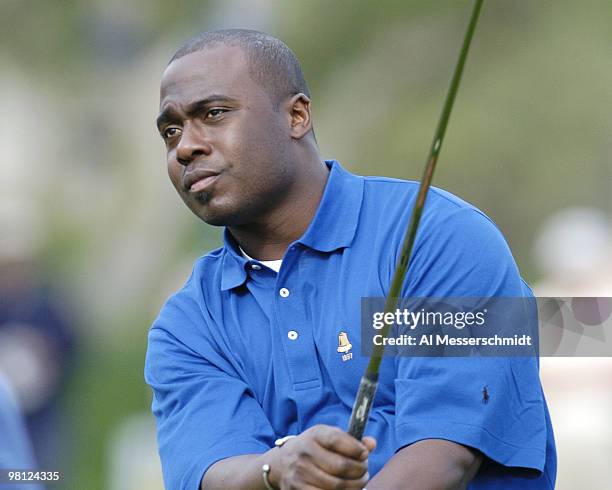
[[229, 159, 329, 261]]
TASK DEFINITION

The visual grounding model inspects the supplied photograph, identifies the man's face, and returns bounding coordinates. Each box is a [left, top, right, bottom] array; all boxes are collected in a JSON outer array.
[[157, 45, 295, 226]]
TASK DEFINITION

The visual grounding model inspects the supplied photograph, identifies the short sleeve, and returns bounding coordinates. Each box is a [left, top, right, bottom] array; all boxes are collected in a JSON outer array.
[[144, 297, 275, 490], [394, 204, 548, 474]]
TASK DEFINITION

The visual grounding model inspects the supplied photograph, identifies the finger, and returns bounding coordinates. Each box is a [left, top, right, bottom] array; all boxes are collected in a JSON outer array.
[[296, 461, 369, 490], [309, 444, 368, 479], [311, 426, 368, 459], [362, 436, 377, 454]]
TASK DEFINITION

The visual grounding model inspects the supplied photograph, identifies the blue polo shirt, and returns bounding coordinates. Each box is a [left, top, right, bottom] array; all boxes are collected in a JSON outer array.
[[145, 160, 556, 490]]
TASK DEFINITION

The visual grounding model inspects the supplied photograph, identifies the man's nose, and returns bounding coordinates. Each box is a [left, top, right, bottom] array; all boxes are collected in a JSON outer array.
[[176, 123, 212, 166]]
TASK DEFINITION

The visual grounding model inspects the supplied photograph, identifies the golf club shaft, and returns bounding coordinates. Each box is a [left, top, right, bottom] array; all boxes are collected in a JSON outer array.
[[348, 0, 485, 440]]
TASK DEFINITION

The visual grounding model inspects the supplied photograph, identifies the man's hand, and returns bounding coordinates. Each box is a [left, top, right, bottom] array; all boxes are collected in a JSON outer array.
[[201, 424, 376, 490], [268, 425, 376, 490]]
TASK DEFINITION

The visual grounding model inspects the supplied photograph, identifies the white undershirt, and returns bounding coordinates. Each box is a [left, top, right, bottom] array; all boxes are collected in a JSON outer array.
[[239, 247, 283, 273]]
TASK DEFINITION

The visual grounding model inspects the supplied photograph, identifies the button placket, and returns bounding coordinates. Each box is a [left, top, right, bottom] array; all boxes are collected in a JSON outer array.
[[274, 277, 320, 388]]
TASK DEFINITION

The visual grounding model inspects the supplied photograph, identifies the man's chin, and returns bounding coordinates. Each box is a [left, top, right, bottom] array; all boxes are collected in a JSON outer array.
[[197, 206, 256, 228], [190, 202, 235, 227], [189, 206, 226, 226], [183, 193, 221, 225], [186, 194, 255, 227], [199, 213, 228, 227]]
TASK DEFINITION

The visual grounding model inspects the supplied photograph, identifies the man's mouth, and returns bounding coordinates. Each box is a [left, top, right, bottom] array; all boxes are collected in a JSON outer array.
[[190, 174, 220, 193], [184, 170, 221, 193]]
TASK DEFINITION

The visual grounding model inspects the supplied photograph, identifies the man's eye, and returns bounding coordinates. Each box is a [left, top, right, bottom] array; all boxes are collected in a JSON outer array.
[[206, 108, 227, 119], [162, 127, 181, 139]]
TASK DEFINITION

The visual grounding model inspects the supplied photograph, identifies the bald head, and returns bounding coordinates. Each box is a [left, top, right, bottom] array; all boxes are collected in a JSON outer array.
[[170, 29, 310, 107]]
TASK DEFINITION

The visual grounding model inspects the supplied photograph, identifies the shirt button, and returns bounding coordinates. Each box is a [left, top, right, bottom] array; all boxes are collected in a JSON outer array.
[[251, 264, 261, 270], [279, 288, 290, 298], [287, 330, 298, 340]]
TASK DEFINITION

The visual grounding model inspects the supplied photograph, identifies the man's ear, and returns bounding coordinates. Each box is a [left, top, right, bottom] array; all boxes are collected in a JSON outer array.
[[287, 93, 312, 139]]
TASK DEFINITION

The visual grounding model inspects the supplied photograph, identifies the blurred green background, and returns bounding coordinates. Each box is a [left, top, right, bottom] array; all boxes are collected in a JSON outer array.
[[0, 0, 610, 488]]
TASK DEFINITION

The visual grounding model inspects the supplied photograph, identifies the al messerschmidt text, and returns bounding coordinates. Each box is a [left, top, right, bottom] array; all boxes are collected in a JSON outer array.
[[372, 334, 533, 347]]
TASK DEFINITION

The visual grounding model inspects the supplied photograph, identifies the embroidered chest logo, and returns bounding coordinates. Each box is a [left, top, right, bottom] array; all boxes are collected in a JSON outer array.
[[337, 331, 353, 361]]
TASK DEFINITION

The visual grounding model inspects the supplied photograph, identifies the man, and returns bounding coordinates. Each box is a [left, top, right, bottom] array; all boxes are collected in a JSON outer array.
[[145, 29, 556, 489]]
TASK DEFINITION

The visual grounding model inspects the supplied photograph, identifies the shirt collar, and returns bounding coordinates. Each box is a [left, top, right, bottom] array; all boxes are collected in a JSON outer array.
[[220, 231, 249, 291], [220, 160, 364, 291], [298, 160, 364, 252]]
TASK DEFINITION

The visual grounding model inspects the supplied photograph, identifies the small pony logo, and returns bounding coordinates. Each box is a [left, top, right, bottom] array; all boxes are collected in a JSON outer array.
[[482, 385, 489, 404]]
